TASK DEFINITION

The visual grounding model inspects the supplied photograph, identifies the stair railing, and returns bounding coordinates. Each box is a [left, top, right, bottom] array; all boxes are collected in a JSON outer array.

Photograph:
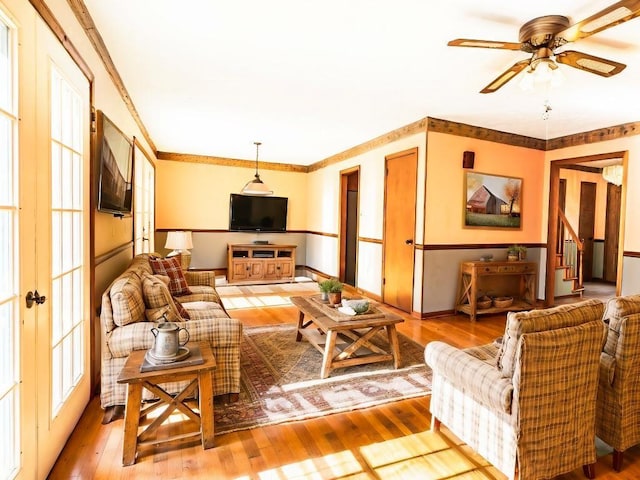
[[557, 209, 584, 292]]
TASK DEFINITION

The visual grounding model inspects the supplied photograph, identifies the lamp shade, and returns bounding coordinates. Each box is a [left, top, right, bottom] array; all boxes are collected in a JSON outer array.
[[241, 177, 273, 195], [165, 231, 193, 250]]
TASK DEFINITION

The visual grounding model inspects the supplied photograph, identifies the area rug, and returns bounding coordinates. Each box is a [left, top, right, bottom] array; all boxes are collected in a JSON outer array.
[[214, 323, 432, 435]]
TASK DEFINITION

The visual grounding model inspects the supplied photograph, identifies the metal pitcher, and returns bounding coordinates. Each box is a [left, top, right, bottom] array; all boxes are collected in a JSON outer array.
[[150, 321, 189, 358]]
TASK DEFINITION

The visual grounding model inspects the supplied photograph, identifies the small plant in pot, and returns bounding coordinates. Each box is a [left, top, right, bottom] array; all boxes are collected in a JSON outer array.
[[507, 244, 527, 261], [318, 279, 332, 301], [319, 278, 343, 305]]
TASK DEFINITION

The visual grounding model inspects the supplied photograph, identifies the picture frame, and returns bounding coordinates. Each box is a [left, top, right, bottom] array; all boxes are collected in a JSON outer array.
[[464, 172, 522, 229]]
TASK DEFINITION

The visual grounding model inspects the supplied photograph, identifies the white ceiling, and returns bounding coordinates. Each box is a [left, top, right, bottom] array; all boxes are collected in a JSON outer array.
[[82, 0, 640, 166]]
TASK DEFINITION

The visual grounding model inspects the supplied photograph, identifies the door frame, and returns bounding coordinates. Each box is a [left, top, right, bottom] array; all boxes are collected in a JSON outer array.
[[339, 166, 360, 285], [546, 150, 628, 305]]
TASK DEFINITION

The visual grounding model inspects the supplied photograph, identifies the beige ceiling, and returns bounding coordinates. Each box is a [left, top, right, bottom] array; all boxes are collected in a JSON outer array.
[[82, 0, 640, 166]]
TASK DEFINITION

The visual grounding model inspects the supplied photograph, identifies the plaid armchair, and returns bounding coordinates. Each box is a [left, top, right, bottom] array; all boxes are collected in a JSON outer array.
[[596, 295, 640, 471], [425, 299, 606, 480]]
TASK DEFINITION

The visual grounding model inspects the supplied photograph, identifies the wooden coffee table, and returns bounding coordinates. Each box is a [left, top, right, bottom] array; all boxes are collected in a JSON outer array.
[[290, 295, 404, 379], [117, 342, 216, 465]]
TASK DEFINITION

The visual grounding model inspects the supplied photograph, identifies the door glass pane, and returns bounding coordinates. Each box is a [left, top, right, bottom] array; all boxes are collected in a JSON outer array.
[[0, 11, 19, 479], [50, 66, 84, 416], [134, 146, 155, 254], [0, 20, 10, 111]]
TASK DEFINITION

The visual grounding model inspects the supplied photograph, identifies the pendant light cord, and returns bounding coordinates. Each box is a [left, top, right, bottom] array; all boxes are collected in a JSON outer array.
[[254, 141, 262, 177]]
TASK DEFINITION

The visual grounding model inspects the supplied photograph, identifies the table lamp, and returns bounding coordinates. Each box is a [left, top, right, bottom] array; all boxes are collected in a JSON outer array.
[[165, 231, 193, 270]]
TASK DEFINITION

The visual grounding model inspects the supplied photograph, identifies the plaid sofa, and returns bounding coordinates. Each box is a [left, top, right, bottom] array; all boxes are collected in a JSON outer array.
[[596, 294, 640, 471], [100, 253, 242, 416], [425, 299, 606, 480]]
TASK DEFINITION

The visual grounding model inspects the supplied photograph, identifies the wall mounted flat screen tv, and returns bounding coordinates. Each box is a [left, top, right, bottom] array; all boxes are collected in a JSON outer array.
[[96, 110, 134, 216], [229, 194, 288, 232]]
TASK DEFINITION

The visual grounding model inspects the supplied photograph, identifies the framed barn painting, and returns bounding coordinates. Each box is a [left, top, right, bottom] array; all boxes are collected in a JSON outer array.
[[464, 172, 522, 229]]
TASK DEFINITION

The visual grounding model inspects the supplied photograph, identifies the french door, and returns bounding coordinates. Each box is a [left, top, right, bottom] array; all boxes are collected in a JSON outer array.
[[2, 0, 91, 478], [134, 143, 155, 254]]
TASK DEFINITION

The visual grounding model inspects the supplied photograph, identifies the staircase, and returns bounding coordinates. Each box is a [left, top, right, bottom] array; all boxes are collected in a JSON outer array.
[[555, 210, 584, 297]]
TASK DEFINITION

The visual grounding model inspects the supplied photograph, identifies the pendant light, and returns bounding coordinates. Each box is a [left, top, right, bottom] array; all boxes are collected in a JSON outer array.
[[241, 141, 273, 195]]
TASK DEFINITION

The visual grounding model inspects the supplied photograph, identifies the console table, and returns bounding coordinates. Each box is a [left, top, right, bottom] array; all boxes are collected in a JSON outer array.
[[455, 261, 537, 321], [227, 243, 296, 284]]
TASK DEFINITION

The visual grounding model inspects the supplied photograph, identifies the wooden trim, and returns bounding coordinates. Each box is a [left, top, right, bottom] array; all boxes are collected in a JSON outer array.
[[427, 117, 547, 150], [95, 241, 133, 266], [624, 251, 640, 258], [339, 166, 360, 283], [157, 228, 337, 237], [188, 267, 227, 275], [307, 118, 428, 172], [65, 0, 157, 153], [549, 151, 626, 166], [358, 237, 382, 244], [420, 309, 456, 319], [561, 164, 602, 174], [307, 231, 339, 238], [547, 121, 640, 150], [157, 151, 308, 173], [422, 243, 545, 250], [28, 0, 94, 81], [617, 152, 629, 296], [546, 161, 560, 306]]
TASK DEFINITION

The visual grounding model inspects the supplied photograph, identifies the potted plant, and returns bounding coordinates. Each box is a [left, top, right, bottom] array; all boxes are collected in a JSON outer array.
[[507, 244, 526, 261], [319, 278, 343, 305], [318, 279, 332, 301]]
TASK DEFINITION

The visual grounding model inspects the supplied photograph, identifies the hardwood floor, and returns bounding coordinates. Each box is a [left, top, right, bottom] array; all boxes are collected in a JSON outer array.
[[49, 301, 640, 479]]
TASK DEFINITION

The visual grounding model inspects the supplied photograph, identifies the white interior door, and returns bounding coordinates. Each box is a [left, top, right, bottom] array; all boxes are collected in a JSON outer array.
[[2, 0, 91, 477]]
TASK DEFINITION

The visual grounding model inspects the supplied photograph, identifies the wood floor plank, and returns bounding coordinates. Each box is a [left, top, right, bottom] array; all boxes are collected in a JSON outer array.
[[48, 293, 640, 479]]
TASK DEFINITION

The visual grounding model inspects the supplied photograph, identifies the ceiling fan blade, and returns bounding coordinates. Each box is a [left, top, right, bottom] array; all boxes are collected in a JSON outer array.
[[480, 59, 530, 94], [558, 0, 640, 42], [555, 50, 626, 77], [448, 38, 522, 51]]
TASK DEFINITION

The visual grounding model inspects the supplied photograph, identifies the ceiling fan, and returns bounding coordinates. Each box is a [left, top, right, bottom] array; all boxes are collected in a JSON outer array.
[[449, 0, 640, 93]]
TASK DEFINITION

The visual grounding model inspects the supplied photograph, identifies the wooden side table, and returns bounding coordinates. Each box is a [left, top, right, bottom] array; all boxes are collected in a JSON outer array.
[[116, 342, 216, 465], [455, 260, 537, 321]]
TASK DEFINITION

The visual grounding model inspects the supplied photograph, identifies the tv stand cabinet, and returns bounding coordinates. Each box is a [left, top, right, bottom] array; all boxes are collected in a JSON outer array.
[[227, 244, 296, 284]]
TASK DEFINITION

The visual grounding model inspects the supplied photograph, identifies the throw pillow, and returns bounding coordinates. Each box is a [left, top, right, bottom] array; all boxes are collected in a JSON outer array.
[[141, 273, 190, 320], [110, 273, 145, 327], [149, 255, 192, 296]]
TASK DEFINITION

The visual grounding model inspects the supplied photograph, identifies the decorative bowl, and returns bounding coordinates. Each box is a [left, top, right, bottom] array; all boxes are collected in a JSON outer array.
[[342, 299, 370, 314]]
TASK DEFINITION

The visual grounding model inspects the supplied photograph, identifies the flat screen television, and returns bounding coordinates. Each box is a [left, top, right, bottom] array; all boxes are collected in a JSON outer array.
[[229, 194, 288, 232], [96, 110, 134, 216]]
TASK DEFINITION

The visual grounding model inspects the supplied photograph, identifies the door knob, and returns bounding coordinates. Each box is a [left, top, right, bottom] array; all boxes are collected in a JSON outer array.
[[26, 290, 47, 308], [405, 239, 414, 245]]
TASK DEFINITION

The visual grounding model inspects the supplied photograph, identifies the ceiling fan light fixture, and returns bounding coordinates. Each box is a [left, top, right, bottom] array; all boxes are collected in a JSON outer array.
[[241, 142, 273, 196], [519, 56, 564, 91]]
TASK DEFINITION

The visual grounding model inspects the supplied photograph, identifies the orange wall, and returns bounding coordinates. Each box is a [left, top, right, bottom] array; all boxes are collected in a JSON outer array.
[[155, 160, 307, 230], [424, 132, 545, 244]]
